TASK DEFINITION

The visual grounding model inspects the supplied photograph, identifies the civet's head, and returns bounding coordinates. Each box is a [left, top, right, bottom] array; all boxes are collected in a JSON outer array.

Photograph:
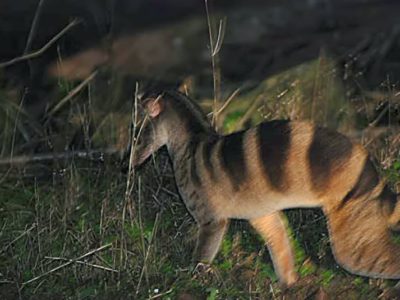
[[131, 90, 212, 167], [130, 94, 166, 167]]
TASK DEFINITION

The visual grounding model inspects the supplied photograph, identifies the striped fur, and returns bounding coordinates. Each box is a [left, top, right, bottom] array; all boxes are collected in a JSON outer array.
[[258, 120, 291, 191], [132, 91, 400, 287], [220, 131, 247, 189]]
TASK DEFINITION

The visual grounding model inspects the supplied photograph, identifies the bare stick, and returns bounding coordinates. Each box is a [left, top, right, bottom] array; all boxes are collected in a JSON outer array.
[[47, 70, 98, 117], [205, 0, 224, 128], [0, 19, 80, 68], [0, 148, 119, 166], [22, 243, 112, 287], [44, 256, 118, 273]]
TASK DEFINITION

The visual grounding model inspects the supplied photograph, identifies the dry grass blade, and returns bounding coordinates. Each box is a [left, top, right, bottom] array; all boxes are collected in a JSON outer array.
[[24, 0, 46, 54], [0, 19, 80, 68], [212, 18, 227, 57], [119, 82, 142, 271], [10, 93, 27, 158], [147, 288, 173, 299], [47, 70, 98, 118], [125, 82, 141, 203], [21, 243, 112, 287], [214, 88, 240, 117], [235, 95, 264, 131], [135, 213, 161, 295], [204, 0, 223, 128], [0, 91, 29, 184], [44, 256, 118, 273], [0, 223, 37, 254]]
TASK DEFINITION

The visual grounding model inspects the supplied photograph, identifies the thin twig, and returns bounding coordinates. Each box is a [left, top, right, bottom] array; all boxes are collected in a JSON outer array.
[[125, 83, 141, 206], [205, 0, 223, 128], [47, 70, 98, 117], [44, 256, 118, 273], [24, 0, 46, 54], [0, 148, 119, 166], [135, 177, 146, 293], [147, 288, 173, 299], [0, 91, 29, 183], [10, 92, 27, 163], [0, 19, 80, 68], [212, 18, 227, 57], [235, 95, 264, 130], [119, 83, 141, 272], [213, 87, 240, 117], [0, 223, 37, 254], [368, 104, 390, 128], [22, 243, 112, 287]]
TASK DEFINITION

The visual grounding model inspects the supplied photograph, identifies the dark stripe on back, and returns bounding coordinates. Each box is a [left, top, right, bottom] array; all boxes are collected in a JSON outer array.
[[220, 131, 247, 189], [202, 136, 219, 181], [258, 120, 291, 191], [339, 157, 379, 209], [308, 127, 353, 192]]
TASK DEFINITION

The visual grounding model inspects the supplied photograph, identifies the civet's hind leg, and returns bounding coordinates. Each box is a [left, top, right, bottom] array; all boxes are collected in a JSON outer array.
[[250, 211, 298, 287], [193, 219, 229, 264]]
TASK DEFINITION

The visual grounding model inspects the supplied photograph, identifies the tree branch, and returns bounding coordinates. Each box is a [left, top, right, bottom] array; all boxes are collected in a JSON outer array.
[[0, 19, 80, 68]]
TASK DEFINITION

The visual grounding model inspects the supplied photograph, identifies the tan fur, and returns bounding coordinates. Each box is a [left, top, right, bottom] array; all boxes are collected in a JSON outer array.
[[388, 198, 400, 231], [325, 198, 400, 278], [250, 212, 298, 286]]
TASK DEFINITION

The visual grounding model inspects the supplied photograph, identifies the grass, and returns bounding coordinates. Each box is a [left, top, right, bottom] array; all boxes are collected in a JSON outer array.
[[1, 50, 400, 299], [2, 159, 398, 299]]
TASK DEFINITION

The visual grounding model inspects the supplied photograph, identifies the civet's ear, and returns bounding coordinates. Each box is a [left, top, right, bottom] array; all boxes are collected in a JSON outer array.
[[143, 96, 164, 118]]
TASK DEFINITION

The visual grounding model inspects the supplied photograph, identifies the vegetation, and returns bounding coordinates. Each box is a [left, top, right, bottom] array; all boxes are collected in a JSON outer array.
[[0, 54, 400, 299], [0, 13, 399, 297]]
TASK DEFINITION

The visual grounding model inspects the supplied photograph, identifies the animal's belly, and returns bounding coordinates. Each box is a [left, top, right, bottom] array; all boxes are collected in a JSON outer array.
[[211, 187, 322, 220]]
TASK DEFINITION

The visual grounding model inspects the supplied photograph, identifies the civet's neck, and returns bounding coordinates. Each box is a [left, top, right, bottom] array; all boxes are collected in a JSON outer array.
[[161, 91, 216, 165]]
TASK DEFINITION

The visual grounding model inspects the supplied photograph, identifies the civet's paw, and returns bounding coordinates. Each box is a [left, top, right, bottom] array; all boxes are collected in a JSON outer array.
[[191, 262, 219, 285], [192, 262, 213, 276]]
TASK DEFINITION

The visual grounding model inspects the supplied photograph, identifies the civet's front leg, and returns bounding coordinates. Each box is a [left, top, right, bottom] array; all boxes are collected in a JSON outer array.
[[193, 219, 229, 265], [250, 211, 298, 287]]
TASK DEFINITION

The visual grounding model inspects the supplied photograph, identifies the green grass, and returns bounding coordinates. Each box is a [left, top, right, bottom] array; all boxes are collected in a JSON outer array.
[[1, 54, 399, 299], [1, 158, 398, 299]]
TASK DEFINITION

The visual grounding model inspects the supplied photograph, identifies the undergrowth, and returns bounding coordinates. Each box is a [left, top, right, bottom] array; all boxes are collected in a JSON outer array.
[[1, 152, 398, 299], [0, 52, 399, 299]]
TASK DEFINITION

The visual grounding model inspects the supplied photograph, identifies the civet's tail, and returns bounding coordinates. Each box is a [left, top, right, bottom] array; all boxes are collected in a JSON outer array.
[[325, 189, 400, 279]]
